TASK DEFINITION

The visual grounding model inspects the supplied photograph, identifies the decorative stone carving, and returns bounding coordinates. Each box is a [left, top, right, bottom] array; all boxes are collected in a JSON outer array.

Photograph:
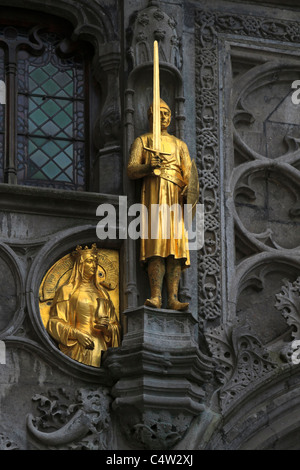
[[235, 258, 299, 345], [118, 409, 192, 451], [275, 277, 300, 362], [0, 433, 19, 450], [195, 8, 300, 326], [205, 320, 277, 411], [275, 277, 300, 339], [27, 387, 112, 450], [234, 165, 300, 251], [195, 12, 222, 322], [104, 306, 215, 449], [127, 1, 182, 70], [197, 10, 300, 44]]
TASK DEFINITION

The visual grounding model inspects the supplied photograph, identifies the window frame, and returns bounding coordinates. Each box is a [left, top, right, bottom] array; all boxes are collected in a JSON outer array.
[[0, 8, 94, 191]]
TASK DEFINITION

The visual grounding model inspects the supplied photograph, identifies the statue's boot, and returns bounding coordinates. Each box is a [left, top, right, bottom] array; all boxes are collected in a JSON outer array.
[[166, 257, 189, 311], [144, 257, 165, 309]]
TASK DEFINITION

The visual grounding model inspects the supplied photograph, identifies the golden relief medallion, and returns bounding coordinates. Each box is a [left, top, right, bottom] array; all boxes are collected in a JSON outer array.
[[39, 244, 120, 368]]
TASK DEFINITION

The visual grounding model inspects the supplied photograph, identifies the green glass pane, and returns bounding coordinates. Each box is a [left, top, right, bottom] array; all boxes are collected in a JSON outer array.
[[64, 103, 73, 117], [39, 140, 61, 157], [29, 63, 74, 98], [29, 68, 48, 86], [56, 173, 72, 182], [31, 170, 48, 180], [28, 109, 49, 129], [43, 63, 58, 77], [60, 82, 74, 97], [28, 140, 38, 153], [42, 161, 61, 178], [64, 144, 73, 157], [65, 165, 75, 178], [30, 151, 49, 167], [28, 160, 43, 179], [41, 99, 61, 118], [55, 109, 72, 126], [39, 121, 60, 137], [40, 79, 61, 96], [54, 152, 72, 169], [29, 137, 50, 150], [54, 71, 73, 87]]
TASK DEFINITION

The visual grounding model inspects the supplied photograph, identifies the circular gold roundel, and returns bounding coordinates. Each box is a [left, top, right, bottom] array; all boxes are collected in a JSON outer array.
[[39, 248, 119, 329]]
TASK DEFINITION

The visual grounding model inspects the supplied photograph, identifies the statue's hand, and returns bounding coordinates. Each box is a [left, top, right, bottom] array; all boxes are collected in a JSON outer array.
[[181, 184, 188, 202], [94, 317, 111, 334], [75, 330, 95, 350], [150, 154, 161, 170]]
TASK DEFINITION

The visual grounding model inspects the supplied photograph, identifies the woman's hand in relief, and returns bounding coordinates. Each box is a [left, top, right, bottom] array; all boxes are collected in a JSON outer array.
[[75, 330, 95, 349]]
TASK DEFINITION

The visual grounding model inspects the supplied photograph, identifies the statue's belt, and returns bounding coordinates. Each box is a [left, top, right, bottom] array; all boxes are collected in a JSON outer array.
[[158, 170, 186, 190]]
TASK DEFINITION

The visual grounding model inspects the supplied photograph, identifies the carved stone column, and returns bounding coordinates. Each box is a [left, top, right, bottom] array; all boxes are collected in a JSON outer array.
[[93, 43, 122, 194], [104, 306, 215, 450]]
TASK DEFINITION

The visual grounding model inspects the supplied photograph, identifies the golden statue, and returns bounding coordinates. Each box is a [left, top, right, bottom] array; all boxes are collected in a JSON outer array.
[[40, 244, 121, 367], [127, 41, 195, 311]]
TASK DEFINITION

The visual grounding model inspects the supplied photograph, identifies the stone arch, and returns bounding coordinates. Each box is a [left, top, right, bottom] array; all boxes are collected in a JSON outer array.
[[0, 241, 25, 338], [0, 0, 116, 45], [206, 365, 300, 450]]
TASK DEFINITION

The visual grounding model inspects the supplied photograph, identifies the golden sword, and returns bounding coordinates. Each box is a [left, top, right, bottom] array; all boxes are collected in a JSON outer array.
[[144, 40, 171, 175]]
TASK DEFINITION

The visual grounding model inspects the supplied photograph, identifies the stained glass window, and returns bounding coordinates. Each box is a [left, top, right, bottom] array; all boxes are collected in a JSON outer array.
[[17, 31, 86, 190]]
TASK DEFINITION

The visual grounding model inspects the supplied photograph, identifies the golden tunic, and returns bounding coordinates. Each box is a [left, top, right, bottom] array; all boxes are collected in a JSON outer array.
[[128, 131, 191, 267]]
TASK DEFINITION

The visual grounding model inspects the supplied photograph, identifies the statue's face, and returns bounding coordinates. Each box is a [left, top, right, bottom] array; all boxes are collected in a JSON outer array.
[[160, 108, 171, 130], [82, 255, 97, 278], [149, 107, 171, 130]]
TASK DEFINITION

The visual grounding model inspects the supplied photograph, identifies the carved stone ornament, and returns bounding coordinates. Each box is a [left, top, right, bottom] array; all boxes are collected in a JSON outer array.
[[205, 320, 277, 411], [27, 387, 112, 450], [0, 433, 19, 450], [104, 306, 215, 450], [127, 1, 182, 70], [195, 11, 222, 321], [275, 277, 300, 362], [195, 8, 300, 325], [275, 277, 300, 339], [117, 409, 193, 451]]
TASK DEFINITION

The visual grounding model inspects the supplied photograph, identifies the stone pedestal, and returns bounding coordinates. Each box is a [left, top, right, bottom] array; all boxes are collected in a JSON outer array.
[[104, 306, 215, 450]]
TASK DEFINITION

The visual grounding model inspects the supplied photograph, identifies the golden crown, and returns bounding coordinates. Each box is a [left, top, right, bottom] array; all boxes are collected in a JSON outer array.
[[72, 243, 98, 259]]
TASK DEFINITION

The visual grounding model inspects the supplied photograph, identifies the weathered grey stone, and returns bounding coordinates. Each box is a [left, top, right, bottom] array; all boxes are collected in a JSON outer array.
[[104, 306, 215, 449], [1, 0, 300, 451]]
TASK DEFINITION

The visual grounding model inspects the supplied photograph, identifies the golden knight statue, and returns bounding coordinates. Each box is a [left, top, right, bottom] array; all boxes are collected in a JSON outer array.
[[127, 41, 196, 311]]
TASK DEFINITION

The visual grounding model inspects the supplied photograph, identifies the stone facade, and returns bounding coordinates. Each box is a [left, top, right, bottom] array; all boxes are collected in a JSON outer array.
[[0, 0, 300, 451]]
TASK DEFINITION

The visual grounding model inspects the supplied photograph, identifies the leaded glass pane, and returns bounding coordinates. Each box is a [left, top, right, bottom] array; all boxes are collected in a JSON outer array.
[[17, 31, 86, 190]]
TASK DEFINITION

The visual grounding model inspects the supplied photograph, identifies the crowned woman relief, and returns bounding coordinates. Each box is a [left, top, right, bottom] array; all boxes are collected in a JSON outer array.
[[47, 244, 120, 367]]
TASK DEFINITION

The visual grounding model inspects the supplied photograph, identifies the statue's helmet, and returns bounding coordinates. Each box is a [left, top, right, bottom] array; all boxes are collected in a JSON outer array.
[[147, 99, 171, 118]]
